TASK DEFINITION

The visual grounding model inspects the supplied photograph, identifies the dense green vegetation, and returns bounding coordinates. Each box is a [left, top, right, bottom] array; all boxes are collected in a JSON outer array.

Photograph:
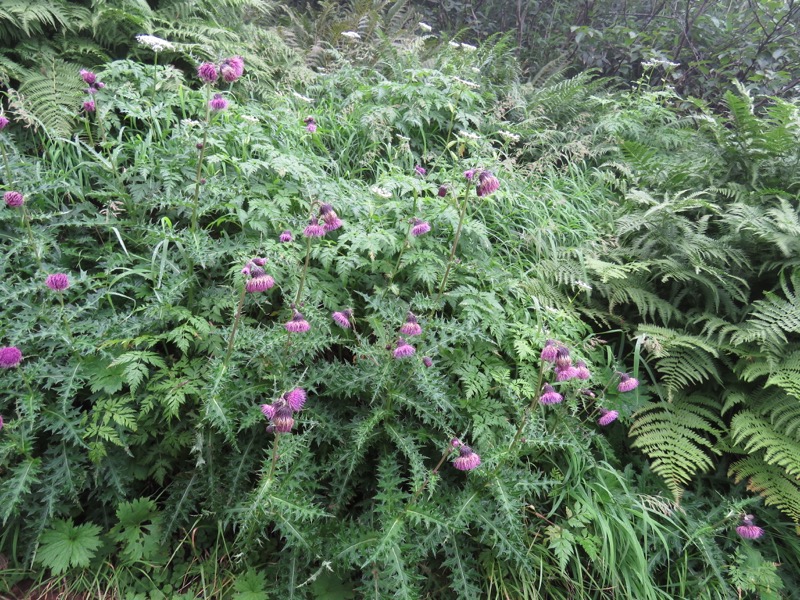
[[1, 1, 800, 598]]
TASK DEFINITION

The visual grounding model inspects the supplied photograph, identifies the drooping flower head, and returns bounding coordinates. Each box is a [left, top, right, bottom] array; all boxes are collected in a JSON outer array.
[[46, 273, 70, 291], [598, 409, 619, 427], [414, 165, 427, 177], [399, 312, 422, 336], [393, 338, 415, 359], [332, 309, 353, 329], [452, 445, 481, 471], [197, 62, 219, 83], [540, 340, 558, 362], [304, 116, 317, 133], [83, 100, 96, 113], [279, 230, 293, 243], [422, 356, 433, 368], [0, 346, 23, 368], [736, 515, 764, 540], [220, 56, 244, 82], [303, 218, 325, 238], [80, 69, 97, 85], [575, 361, 591, 380], [260, 403, 276, 419], [272, 403, 295, 433], [539, 384, 563, 405], [4, 191, 24, 208], [0, 115, 9, 130], [319, 203, 343, 232], [463, 169, 476, 180], [209, 94, 229, 111], [555, 366, 578, 382], [476, 170, 500, 197], [242, 258, 275, 293], [284, 387, 307, 412], [617, 373, 639, 393], [438, 185, 448, 197], [555, 347, 572, 370], [411, 218, 431, 237], [285, 309, 310, 333]]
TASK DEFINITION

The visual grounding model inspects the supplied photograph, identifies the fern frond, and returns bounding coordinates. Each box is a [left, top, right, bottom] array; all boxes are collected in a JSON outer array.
[[729, 457, 800, 523]]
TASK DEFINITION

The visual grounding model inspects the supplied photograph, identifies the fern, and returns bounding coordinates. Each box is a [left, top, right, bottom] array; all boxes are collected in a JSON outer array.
[[729, 457, 800, 523]]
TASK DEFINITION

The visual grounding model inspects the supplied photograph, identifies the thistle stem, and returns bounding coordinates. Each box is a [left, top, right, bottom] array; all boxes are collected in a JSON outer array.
[[294, 235, 312, 306], [389, 222, 414, 281], [190, 86, 212, 233], [409, 443, 452, 505], [267, 433, 281, 482], [507, 359, 547, 455], [223, 285, 247, 367], [1, 143, 12, 184], [435, 183, 472, 305]]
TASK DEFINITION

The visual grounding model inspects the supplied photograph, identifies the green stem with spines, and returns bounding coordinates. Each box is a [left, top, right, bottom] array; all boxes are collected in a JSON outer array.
[[435, 181, 472, 305], [190, 86, 212, 234], [223, 285, 247, 367]]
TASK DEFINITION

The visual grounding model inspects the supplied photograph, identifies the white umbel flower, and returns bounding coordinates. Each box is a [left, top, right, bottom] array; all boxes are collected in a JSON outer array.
[[341, 31, 361, 39], [135, 34, 175, 52]]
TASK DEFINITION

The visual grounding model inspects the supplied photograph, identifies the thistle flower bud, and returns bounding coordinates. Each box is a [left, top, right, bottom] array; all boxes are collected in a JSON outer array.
[[273, 404, 294, 433]]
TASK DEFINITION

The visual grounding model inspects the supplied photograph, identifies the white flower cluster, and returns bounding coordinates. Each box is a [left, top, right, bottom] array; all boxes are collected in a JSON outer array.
[[370, 186, 392, 198], [497, 130, 520, 142], [341, 31, 361, 40], [292, 91, 314, 103], [641, 58, 680, 69], [452, 77, 479, 89], [418, 22, 433, 33], [135, 34, 175, 52]]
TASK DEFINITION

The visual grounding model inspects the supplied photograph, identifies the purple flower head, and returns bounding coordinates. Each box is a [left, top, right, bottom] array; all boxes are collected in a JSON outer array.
[[414, 165, 427, 177], [332, 309, 352, 329], [598, 409, 619, 427], [210, 94, 229, 111], [260, 403, 276, 419], [438, 185, 448, 197], [4, 191, 24, 208], [96, 82, 106, 89], [220, 56, 244, 82], [539, 384, 563, 405], [476, 170, 500, 197], [45, 273, 70, 292], [617, 373, 639, 393], [555, 347, 572, 370], [422, 356, 433, 368], [0, 346, 23, 368], [736, 515, 764, 540], [285, 310, 310, 333], [83, 100, 96, 113], [411, 218, 431, 237], [393, 338, 415, 359], [80, 69, 97, 85], [284, 387, 307, 412], [252, 257, 267, 266], [279, 230, 293, 243], [451, 438, 462, 447], [319, 204, 342, 231], [273, 404, 295, 433], [555, 366, 579, 382], [399, 312, 422, 336], [246, 274, 275, 293], [540, 340, 558, 362], [463, 169, 476, 180], [86, 87, 98, 95], [452, 445, 481, 471], [249, 264, 266, 278], [575, 361, 591, 380], [0, 115, 9, 130], [303, 219, 325, 238], [323, 217, 343, 233], [197, 62, 219, 83], [304, 116, 317, 132]]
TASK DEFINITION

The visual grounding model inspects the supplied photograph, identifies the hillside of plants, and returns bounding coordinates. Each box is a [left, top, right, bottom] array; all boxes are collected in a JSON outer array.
[[1, 0, 799, 598]]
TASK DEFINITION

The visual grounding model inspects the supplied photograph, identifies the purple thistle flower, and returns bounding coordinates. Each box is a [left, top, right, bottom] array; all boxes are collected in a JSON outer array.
[[540, 340, 558, 362], [422, 356, 433, 368], [332, 309, 352, 329], [575, 361, 591, 380], [86, 87, 98, 95], [303, 219, 325, 238], [197, 62, 219, 83], [476, 170, 500, 197], [320, 203, 343, 231], [97, 82, 105, 89], [555, 366, 579, 382], [304, 116, 317, 133], [80, 69, 97, 85], [617, 373, 639, 393], [246, 275, 275, 293], [45, 273, 70, 291], [284, 387, 307, 412], [452, 445, 481, 471], [463, 169, 475, 180], [414, 165, 427, 176], [555, 347, 572, 370], [736, 515, 764, 540], [323, 217, 343, 232], [411, 218, 431, 237], [598, 409, 619, 427], [209, 94, 229, 111], [272, 404, 295, 433], [0, 115, 9, 130], [279, 230, 293, 243], [451, 438, 462, 447], [83, 100, 96, 113], [4, 191, 24, 208], [285, 310, 310, 333], [252, 257, 267, 266], [539, 384, 563, 405], [438, 185, 448, 197], [260, 404, 276, 419], [393, 338, 415, 359], [0, 346, 23, 368], [220, 56, 244, 82], [399, 312, 422, 336]]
